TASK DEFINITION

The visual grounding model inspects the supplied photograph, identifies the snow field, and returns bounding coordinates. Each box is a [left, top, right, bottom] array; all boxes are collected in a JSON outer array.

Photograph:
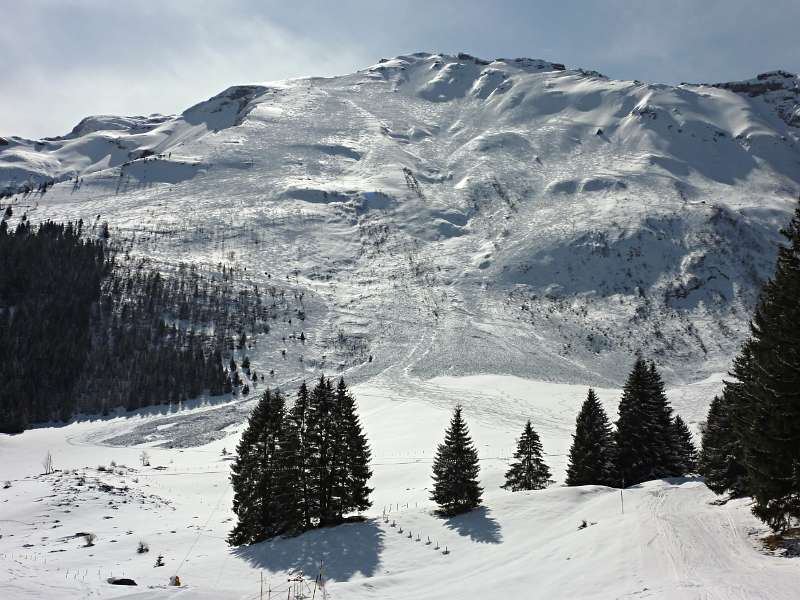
[[2, 373, 798, 599]]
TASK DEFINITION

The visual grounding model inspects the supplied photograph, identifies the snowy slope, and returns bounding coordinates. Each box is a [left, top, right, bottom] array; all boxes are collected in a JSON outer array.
[[2, 53, 800, 598], [1, 375, 798, 600], [2, 52, 798, 389]]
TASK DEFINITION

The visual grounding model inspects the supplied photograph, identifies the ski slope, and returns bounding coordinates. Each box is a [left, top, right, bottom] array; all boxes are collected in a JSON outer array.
[[2, 53, 800, 598]]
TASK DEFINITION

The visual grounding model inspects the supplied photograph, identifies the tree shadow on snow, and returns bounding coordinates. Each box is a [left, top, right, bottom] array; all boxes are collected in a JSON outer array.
[[443, 506, 502, 544], [233, 518, 384, 582]]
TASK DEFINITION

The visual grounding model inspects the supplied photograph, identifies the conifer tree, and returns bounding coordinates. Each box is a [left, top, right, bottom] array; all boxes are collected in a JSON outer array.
[[723, 199, 800, 530], [228, 389, 286, 545], [431, 406, 483, 515], [698, 391, 748, 496], [332, 377, 372, 518], [614, 358, 680, 485], [645, 362, 682, 476], [283, 381, 311, 530], [275, 402, 305, 534], [614, 357, 658, 486], [306, 376, 337, 525], [671, 414, 697, 475], [502, 420, 551, 491], [566, 388, 616, 486]]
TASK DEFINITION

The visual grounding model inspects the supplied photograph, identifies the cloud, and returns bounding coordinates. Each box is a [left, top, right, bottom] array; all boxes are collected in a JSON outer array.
[[1, 0, 797, 138], [0, 1, 370, 137]]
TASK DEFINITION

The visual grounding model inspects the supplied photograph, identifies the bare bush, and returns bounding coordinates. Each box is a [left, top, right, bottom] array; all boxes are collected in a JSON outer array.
[[42, 451, 54, 475]]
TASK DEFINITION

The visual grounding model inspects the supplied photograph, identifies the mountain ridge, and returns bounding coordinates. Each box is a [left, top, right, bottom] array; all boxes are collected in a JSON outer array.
[[1, 51, 799, 390]]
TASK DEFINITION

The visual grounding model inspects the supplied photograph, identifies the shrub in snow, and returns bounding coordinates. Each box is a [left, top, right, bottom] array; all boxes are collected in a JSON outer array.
[[43, 451, 54, 475], [137, 540, 149, 554]]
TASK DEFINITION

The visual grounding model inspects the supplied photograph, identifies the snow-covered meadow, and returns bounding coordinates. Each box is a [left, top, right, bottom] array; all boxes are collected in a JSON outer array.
[[2, 374, 798, 599]]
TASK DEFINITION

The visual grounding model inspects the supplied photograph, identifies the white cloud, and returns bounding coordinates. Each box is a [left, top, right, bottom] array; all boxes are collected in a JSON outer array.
[[0, 1, 370, 137], [1, 1, 797, 138]]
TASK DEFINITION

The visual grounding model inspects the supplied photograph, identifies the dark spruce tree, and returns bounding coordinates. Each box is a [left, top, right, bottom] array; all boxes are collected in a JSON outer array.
[[566, 388, 616, 486], [431, 405, 483, 515], [332, 377, 373, 519], [614, 357, 658, 486], [275, 397, 306, 535], [502, 420, 551, 491], [671, 415, 697, 475], [283, 381, 312, 531], [721, 199, 800, 531], [614, 358, 681, 486], [644, 362, 682, 477], [228, 389, 287, 545], [698, 391, 748, 496], [306, 376, 337, 525]]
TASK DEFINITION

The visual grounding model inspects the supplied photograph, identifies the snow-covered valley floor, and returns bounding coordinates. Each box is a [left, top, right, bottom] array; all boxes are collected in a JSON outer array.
[[2, 372, 797, 599]]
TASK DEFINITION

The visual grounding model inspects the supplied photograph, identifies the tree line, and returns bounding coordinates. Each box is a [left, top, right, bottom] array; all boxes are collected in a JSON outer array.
[[0, 218, 294, 432]]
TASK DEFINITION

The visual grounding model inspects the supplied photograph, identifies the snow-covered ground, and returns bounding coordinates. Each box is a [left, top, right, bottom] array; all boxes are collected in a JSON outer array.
[[2, 374, 798, 599], [2, 53, 800, 597]]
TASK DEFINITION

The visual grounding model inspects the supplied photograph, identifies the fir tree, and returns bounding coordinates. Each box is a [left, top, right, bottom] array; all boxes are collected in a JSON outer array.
[[671, 415, 697, 475], [228, 389, 286, 545], [275, 401, 305, 534], [282, 381, 312, 530], [614, 358, 681, 485], [566, 388, 616, 486], [645, 362, 681, 476], [431, 405, 483, 515], [502, 420, 551, 491], [725, 199, 800, 531], [332, 377, 372, 518], [306, 376, 337, 525], [614, 357, 658, 486], [698, 391, 748, 496]]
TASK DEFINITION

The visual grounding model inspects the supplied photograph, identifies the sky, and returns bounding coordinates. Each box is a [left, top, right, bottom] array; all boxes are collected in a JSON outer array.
[[2, 0, 798, 139]]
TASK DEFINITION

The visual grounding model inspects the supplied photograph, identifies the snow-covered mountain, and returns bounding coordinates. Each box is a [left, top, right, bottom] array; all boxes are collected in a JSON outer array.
[[2, 53, 800, 599], [3, 52, 798, 389]]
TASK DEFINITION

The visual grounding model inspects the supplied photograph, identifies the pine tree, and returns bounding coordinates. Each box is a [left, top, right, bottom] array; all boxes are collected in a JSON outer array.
[[614, 357, 658, 486], [306, 376, 337, 525], [281, 381, 311, 531], [698, 391, 748, 496], [566, 388, 616, 486], [614, 358, 680, 485], [645, 362, 682, 477], [725, 199, 800, 531], [502, 420, 551, 491], [332, 377, 372, 518], [275, 401, 305, 535], [431, 406, 483, 515], [671, 415, 697, 475], [228, 389, 286, 545]]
